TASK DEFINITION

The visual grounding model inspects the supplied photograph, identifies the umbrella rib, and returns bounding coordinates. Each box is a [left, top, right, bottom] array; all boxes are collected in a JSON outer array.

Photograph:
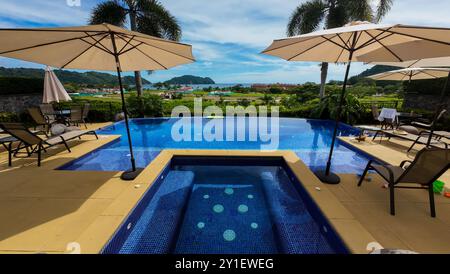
[[335, 33, 351, 50], [354, 29, 393, 51], [0, 33, 105, 55], [134, 47, 168, 70], [287, 37, 339, 61], [421, 70, 440, 79], [364, 30, 403, 62], [335, 35, 353, 62], [118, 35, 136, 54], [115, 33, 195, 62], [61, 34, 109, 69], [383, 30, 450, 46], [261, 35, 328, 54], [119, 42, 144, 56], [83, 32, 114, 55]]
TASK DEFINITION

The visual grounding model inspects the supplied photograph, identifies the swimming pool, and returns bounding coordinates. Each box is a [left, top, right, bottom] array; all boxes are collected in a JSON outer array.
[[102, 157, 349, 254], [59, 118, 373, 174]]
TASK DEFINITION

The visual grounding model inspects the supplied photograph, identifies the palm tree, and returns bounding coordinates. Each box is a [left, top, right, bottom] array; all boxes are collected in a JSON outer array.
[[287, 0, 393, 98], [90, 0, 181, 97]]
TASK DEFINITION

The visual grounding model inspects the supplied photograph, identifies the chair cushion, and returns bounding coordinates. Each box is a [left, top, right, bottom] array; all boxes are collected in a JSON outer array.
[[398, 125, 420, 135], [371, 164, 405, 183]]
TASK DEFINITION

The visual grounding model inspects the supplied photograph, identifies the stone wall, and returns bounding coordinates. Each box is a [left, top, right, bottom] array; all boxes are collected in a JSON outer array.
[[0, 94, 42, 113], [403, 93, 450, 111]]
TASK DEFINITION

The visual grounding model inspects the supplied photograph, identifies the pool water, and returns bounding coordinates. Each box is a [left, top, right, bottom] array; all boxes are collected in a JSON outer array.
[[60, 118, 372, 174], [105, 160, 347, 254]]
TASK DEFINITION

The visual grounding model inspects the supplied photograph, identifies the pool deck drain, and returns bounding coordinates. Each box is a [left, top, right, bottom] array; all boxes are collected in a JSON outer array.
[[0, 124, 449, 254]]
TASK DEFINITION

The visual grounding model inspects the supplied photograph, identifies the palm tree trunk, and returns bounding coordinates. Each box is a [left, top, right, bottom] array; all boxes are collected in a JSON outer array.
[[129, 10, 143, 98], [320, 62, 328, 99]]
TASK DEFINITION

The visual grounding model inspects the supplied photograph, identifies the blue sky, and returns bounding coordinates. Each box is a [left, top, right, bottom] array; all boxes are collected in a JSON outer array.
[[0, 0, 450, 84]]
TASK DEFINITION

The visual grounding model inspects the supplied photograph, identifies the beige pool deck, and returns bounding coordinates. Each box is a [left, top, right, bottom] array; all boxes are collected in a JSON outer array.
[[0, 123, 449, 254]]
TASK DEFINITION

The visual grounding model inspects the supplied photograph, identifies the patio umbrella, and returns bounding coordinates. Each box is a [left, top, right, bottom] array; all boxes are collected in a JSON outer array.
[[368, 67, 450, 81], [368, 54, 450, 147], [262, 21, 450, 184], [0, 24, 195, 180], [43, 66, 72, 103], [368, 67, 450, 147]]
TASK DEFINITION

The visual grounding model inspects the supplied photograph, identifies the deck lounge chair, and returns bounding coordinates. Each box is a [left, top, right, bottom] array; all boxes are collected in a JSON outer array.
[[358, 148, 450, 217], [68, 105, 88, 129], [372, 129, 448, 152], [28, 107, 54, 132], [39, 104, 57, 124], [0, 123, 98, 167]]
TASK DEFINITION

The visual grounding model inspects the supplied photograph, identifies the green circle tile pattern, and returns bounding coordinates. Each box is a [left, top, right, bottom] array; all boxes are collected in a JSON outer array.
[[238, 204, 248, 213], [223, 230, 236, 241], [197, 222, 205, 229], [224, 188, 234, 195], [248, 194, 254, 199], [213, 204, 224, 213], [251, 223, 258, 229], [203, 195, 210, 199]]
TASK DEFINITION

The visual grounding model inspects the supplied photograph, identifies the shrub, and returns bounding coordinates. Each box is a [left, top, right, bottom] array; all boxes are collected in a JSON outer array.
[[0, 77, 44, 95], [126, 94, 163, 118]]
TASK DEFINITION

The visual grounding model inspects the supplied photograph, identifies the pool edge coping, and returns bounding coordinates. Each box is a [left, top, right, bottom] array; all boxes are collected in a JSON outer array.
[[82, 149, 378, 254]]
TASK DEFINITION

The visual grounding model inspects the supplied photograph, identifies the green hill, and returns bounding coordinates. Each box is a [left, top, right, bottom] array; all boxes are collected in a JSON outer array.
[[165, 75, 215, 85], [0, 67, 150, 86], [349, 65, 401, 85]]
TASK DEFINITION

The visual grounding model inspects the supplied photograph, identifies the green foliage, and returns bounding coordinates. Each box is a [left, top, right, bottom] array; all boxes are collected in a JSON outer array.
[[0, 77, 44, 95], [261, 94, 275, 105], [238, 98, 251, 107], [126, 94, 163, 118], [312, 92, 364, 125], [404, 78, 448, 95], [0, 112, 20, 123]]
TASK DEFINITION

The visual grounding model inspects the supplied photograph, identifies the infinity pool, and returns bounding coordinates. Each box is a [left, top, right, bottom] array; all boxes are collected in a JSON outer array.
[[60, 118, 372, 174]]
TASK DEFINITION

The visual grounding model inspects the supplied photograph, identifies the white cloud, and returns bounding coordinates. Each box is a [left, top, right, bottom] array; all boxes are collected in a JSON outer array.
[[1, 0, 450, 83]]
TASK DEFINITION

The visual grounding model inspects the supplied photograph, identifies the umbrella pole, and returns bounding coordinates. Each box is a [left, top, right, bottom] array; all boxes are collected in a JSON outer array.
[[315, 53, 354, 184], [426, 71, 450, 147], [110, 33, 143, 181]]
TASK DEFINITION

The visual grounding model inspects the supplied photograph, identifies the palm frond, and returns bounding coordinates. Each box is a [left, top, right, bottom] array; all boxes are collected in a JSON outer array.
[[342, 0, 373, 22], [326, 1, 348, 28], [89, 0, 127, 26], [287, 0, 327, 36], [375, 0, 393, 22], [135, 0, 181, 41]]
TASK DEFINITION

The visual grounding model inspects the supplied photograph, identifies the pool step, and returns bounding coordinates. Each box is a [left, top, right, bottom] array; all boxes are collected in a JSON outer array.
[[260, 171, 335, 254], [119, 171, 195, 254]]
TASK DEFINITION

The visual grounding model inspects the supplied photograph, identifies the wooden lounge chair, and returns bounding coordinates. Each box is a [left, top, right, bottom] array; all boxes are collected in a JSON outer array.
[[358, 148, 450, 217], [0, 123, 98, 167]]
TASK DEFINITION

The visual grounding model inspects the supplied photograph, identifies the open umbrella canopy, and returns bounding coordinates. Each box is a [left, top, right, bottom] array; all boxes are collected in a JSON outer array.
[[0, 23, 195, 72], [368, 67, 450, 81], [43, 66, 71, 103], [0, 23, 195, 180], [369, 55, 450, 68], [262, 22, 450, 63], [262, 21, 450, 185]]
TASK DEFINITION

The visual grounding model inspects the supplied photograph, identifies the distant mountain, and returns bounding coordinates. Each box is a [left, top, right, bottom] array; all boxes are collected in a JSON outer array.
[[0, 67, 150, 86], [349, 65, 401, 85], [165, 75, 215, 85]]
